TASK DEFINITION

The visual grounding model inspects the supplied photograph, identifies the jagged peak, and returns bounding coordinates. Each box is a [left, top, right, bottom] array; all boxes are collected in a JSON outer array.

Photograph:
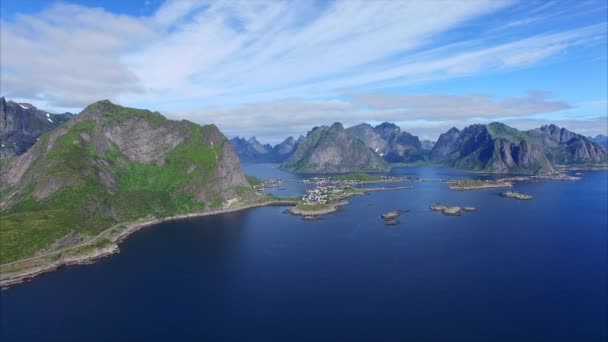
[[446, 127, 460, 134], [329, 122, 344, 130], [376, 122, 399, 130]]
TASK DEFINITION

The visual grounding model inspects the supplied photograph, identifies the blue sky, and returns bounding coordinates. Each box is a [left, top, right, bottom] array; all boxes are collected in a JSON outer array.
[[1, 0, 606, 142]]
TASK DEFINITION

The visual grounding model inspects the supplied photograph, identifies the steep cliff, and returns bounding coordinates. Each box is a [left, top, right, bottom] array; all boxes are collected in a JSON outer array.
[[281, 123, 388, 173]]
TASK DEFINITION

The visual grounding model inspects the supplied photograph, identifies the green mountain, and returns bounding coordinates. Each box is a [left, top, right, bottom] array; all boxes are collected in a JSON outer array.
[[281, 122, 388, 173], [0, 100, 254, 264], [431, 122, 555, 174]]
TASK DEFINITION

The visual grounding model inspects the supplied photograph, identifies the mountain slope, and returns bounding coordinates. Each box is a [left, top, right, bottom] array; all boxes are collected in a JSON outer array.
[[0, 100, 252, 264], [281, 123, 388, 173], [590, 134, 608, 149], [0, 97, 74, 158], [347, 122, 424, 163], [431, 123, 555, 174], [526, 125, 607, 164]]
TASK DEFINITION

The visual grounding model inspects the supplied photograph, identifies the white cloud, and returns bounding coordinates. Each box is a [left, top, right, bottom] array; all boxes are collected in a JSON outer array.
[[0, 0, 605, 140], [172, 91, 574, 143], [0, 3, 157, 108]]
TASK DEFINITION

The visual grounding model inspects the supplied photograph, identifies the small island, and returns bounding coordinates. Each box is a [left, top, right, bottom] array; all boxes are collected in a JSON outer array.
[[430, 205, 477, 216], [447, 179, 513, 190], [381, 210, 407, 226], [289, 184, 412, 219], [500, 191, 533, 200]]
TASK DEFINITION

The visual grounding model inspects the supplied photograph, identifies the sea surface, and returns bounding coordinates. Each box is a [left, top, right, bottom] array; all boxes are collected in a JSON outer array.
[[1, 165, 606, 341]]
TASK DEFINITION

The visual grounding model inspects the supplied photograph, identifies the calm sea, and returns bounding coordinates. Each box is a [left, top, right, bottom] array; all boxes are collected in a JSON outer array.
[[1, 165, 606, 341]]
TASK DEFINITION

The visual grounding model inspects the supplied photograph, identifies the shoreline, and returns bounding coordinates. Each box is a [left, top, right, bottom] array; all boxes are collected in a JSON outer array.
[[0, 199, 297, 288]]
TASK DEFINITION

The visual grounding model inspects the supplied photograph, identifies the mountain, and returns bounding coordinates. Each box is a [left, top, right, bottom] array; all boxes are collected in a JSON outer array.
[[0, 100, 253, 264], [230, 135, 302, 163], [590, 134, 608, 149], [0, 96, 74, 158], [431, 123, 555, 174], [273, 136, 303, 161], [526, 124, 607, 165], [281, 122, 389, 173], [230, 136, 275, 163], [431, 127, 460, 161], [346, 122, 424, 163]]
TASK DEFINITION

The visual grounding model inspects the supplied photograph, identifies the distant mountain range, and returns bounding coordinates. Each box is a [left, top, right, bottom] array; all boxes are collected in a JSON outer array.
[[590, 134, 608, 149], [1, 97, 74, 158], [229, 136, 303, 163], [231, 120, 606, 174]]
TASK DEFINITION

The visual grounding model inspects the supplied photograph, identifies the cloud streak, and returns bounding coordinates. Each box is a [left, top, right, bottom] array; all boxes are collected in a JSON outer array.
[[173, 91, 573, 142], [0, 0, 605, 141]]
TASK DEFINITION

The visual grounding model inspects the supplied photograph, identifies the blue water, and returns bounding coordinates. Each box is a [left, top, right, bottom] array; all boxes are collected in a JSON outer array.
[[1, 165, 606, 341]]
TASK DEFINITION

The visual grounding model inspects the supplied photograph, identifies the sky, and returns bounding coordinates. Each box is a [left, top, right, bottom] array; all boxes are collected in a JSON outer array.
[[1, 0, 607, 143]]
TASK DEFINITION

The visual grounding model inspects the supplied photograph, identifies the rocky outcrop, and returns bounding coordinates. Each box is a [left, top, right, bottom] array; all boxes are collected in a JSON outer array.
[[526, 124, 607, 165], [347, 122, 424, 163], [0, 96, 74, 158], [431, 123, 555, 174], [281, 122, 389, 173]]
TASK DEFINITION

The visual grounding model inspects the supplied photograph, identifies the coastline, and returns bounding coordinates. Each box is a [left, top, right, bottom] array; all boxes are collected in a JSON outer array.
[[0, 199, 297, 288]]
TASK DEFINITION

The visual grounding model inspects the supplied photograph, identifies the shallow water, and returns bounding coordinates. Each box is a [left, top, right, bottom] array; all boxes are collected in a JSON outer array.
[[1, 165, 606, 341]]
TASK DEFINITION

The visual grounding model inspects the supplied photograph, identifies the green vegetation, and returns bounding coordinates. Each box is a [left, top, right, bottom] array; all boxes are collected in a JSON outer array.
[[487, 122, 530, 142], [296, 203, 331, 211], [332, 172, 380, 182], [91, 100, 168, 128], [0, 156, 16, 170], [245, 175, 262, 186], [0, 115, 228, 264]]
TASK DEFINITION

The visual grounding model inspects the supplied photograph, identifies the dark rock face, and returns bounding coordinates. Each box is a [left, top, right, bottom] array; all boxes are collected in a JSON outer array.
[[347, 122, 424, 163], [0, 97, 74, 158], [526, 124, 607, 164], [590, 134, 607, 149], [281, 122, 388, 173], [431, 123, 555, 174], [230, 135, 302, 163], [431, 127, 460, 161]]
